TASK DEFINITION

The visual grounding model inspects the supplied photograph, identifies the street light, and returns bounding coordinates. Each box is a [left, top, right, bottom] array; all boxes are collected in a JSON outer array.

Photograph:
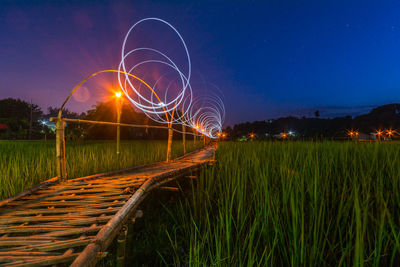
[[386, 129, 394, 140], [375, 130, 383, 141], [115, 92, 122, 155]]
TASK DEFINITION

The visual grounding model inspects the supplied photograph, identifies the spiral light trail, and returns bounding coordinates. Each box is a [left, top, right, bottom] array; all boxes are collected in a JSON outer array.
[[117, 17, 225, 138]]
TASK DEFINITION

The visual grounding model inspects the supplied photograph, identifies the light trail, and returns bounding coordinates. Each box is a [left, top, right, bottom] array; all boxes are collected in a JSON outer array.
[[61, 18, 225, 139], [117, 17, 224, 138]]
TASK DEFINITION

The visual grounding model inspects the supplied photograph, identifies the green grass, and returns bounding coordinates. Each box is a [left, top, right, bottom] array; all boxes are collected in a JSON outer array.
[[3, 140, 400, 266], [0, 140, 203, 200], [163, 141, 400, 266]]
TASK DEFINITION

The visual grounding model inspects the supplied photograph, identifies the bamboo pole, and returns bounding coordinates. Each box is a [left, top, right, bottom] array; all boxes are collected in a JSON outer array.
[[182, 124, 186, 155], [116, 224, 128, 267], [52, 118, 169, 130], [166, 124, 173, 162], [56, 119, 66, 181], [50, 118, 200, 136], [116, 97, 122, 155]]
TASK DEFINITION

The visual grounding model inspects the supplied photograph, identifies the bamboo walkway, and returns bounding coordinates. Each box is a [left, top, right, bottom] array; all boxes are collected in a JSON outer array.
[[0, 146, 215, 266]]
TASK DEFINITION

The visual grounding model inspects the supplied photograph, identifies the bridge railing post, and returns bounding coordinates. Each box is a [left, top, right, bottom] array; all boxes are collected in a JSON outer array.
[[56, 118, 67, 181], [182, 124, 186, 155], [116, 95, 122, 155], [166, 124, 173, 162], [116, 224, 128, 267]]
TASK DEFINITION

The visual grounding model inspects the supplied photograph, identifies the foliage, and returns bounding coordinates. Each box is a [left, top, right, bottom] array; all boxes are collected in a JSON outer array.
[[0, 98, 43, 139], [84, 100, 189, 140]]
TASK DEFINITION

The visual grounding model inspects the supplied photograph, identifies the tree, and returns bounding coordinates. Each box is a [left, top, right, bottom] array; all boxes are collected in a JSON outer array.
[[314, 110, 320, 118], [84, 100, 155, 140], [46, 106, 86, 141], [0, 98, 43, 139]]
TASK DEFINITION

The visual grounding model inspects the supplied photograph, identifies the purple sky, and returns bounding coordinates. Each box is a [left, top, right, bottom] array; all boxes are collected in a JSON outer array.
[[2, 0, 400, 126]]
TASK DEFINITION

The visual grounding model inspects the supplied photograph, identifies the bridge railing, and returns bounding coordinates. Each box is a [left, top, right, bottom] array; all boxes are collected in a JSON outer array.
[[49, 116, 208, 181]]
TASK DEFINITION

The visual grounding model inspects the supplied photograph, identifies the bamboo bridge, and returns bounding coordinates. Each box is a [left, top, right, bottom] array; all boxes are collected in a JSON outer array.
[[0, 146, 216, 266]]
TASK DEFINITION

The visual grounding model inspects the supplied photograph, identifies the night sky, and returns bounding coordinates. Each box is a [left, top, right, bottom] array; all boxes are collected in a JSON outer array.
[[2, 0, 400, 126]]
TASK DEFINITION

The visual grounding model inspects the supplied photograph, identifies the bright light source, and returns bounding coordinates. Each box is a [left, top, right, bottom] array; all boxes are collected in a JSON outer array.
[[115, 92, 122, 98]]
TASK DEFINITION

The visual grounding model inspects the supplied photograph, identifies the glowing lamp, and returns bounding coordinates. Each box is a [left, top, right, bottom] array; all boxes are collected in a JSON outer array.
[[115, 92, 122, 98]]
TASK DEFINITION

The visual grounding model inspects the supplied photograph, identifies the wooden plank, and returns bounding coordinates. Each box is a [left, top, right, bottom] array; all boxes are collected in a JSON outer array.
[[19, 194, 128, 202], [0, 226, 74, 234], [0, 178, 59, 209], [7, 206, 119, 217], [3, 253, 79, 266], [0, 252, 58, 256], [37, 215, 113, 226], [4, 200, 126, 208], [5, 237, 91, 252], [39, 225, 102, 237], [0, 215, 100, 225]]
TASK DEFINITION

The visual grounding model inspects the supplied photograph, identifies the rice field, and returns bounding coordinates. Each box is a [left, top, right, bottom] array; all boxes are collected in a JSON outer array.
[[0, 140, 203, 200], [161, 141, 400, 266], [2, 140, 400, 266]]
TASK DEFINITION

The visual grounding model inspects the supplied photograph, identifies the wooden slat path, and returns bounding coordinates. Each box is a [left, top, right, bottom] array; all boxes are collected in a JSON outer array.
[[0, 146, 215, 266]]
